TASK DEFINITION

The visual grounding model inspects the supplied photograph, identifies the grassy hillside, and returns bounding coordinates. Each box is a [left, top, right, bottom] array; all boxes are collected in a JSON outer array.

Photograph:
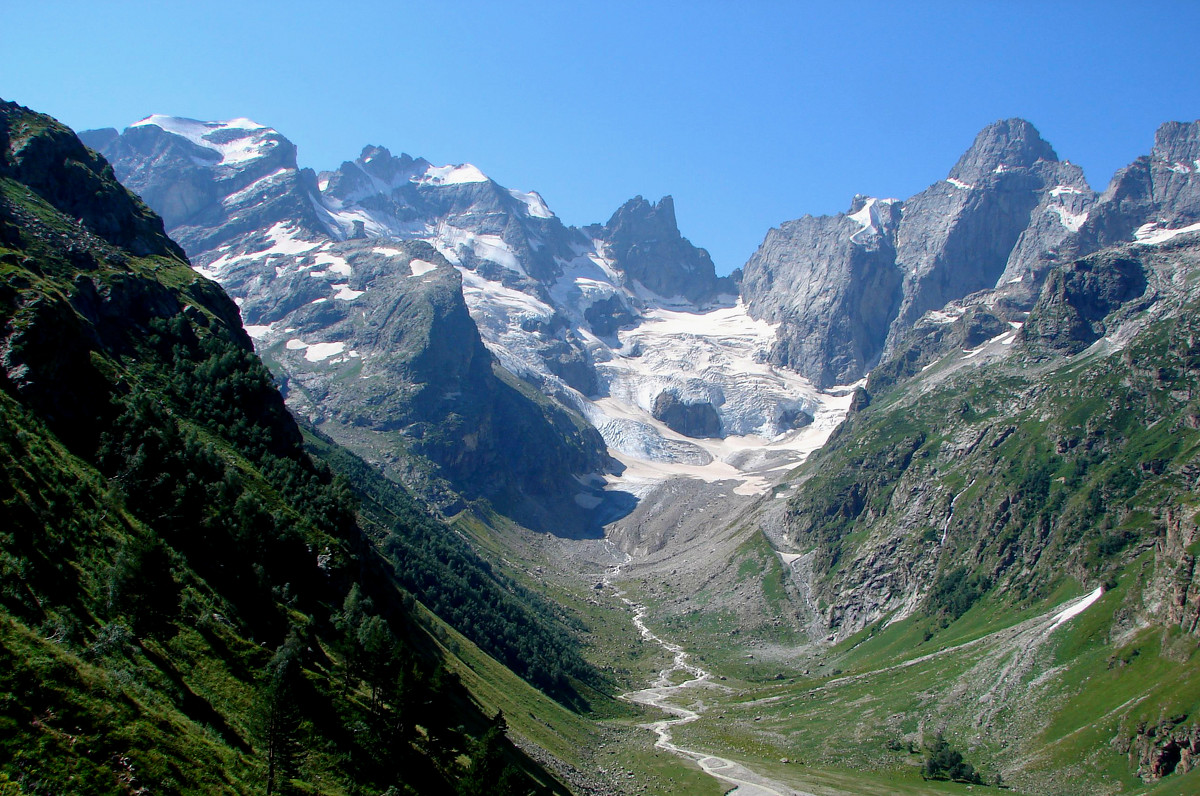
[[0, 98, 572, 795], [750, 240, 1200, 793]]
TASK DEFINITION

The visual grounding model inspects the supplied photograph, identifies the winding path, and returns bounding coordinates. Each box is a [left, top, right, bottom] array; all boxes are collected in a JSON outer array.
[[603, 549, 811, 796]]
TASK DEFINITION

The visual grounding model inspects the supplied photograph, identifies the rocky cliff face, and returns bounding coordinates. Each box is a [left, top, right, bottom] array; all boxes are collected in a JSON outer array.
[[1020, 249, 1150, 354], [779, 231, 1200, 642], [740, 196, 902, 386], [587, 195, 735, 305], [742, 118, 1105, 388], [742, 118, 1200, 390], [889, 120, 1093, 337]]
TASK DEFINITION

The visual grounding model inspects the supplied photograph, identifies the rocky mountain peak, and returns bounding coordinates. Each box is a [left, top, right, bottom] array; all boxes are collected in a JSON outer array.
[[1151, 120, 1200, 167], [948, 117, 1057, 184], [594, 194, 732, 304], [355, 144, 426, 180], [604, 194, 679, 240], [127, 115, 291, 169], [320, 144, 429, 203], [89, 115, 330, 254], [744, 118, 1086, 388]]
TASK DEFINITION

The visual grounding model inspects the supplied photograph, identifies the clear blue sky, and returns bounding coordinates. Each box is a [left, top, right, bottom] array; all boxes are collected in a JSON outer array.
[[6, 1, 1200, 274]]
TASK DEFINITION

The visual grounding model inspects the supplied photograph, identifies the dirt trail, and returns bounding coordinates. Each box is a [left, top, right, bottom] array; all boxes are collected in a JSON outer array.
[[811, 585, 1105, 696]]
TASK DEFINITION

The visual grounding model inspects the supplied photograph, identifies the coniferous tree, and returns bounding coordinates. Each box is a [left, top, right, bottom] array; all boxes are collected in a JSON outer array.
[[263, 633, 304, 794], [922, 732, 982, 784]]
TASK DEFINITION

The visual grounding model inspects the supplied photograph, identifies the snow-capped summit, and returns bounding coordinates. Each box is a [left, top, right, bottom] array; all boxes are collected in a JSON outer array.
[[130, 115, 280, 166], [416, 162, 490, 186], [91, 116, 838, 505]]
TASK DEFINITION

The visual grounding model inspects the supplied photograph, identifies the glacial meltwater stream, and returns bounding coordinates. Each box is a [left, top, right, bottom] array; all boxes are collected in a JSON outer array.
[[603, 548, 809, 796]]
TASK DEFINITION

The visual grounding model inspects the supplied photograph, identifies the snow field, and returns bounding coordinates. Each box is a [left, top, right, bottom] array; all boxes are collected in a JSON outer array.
[[132, 115, 275, 166]]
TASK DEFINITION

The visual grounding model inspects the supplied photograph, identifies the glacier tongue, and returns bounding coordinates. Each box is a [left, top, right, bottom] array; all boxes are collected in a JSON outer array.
[[461, 256, 855, 495]]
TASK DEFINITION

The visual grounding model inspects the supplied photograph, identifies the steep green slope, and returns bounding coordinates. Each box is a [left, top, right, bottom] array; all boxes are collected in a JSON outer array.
[[0, 99, 569, 795], [767, 237, 1200, 792], [303, 427, 607, 708]]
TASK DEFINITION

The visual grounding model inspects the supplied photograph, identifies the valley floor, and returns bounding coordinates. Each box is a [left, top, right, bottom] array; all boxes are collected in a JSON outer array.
[[488, 473, 1200, 796]]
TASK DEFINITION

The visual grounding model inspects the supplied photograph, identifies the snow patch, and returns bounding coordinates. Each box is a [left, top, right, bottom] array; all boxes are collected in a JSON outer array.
[[1048, 205, 1089, 232], [264, 222, 321, 256], [409, 259, 439, 277], [285, 338, 347, 362], [417, 163, 489, 186], [1050, 586, 1103, 629], [221, 168, 290, 206], [331, 284, 365, 301], [312, 252, 352, 276], [847, 197, 886, 244], [961, 327, 1019, 360], [244, 324, 272, 340], [946, 177, 974, 190], [1134, 221, 1200, 245], [924, 308, 963, 325], [304, 342, 347, 362], [510, 189, 554, 219], [1050, 184, 1085, 197], [194, 222, 319, 281]]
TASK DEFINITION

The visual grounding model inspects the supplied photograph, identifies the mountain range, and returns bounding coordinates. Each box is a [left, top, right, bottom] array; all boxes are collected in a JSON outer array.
[[2, 93, 1200, 795]]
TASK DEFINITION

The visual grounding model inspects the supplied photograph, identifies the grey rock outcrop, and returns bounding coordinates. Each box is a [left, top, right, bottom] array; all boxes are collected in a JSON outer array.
[[588, 195, 736, 305], [742, 118, 1109, 387], [741, 196, 901, 387], [1070, 120, 1200, 254], [1020, 250, 1150, 354], [651, 391, 722, 438]]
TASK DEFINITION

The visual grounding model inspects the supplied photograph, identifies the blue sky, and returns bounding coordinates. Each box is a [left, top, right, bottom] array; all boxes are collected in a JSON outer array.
[[6, 1, 1200, 274]]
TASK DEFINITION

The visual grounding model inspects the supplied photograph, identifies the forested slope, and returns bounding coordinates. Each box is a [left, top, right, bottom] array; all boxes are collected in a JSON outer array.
[[0, 99, 577, 795]]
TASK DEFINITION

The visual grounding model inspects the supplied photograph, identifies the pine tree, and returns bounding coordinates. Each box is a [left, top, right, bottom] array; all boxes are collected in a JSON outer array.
[[263, 633, 304, 794], [922, 732, 982, 784]]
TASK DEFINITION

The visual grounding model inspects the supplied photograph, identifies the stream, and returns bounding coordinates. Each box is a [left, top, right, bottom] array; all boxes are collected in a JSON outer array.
[[603, 548, 806, 796]]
